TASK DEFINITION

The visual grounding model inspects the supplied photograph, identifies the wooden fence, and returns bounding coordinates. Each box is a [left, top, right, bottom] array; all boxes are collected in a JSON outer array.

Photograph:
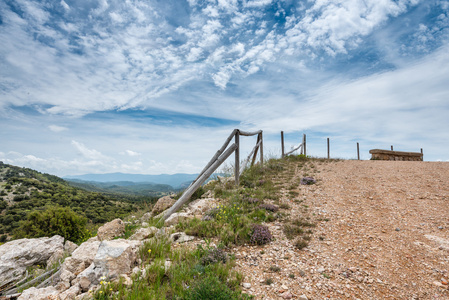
[[162, 129, 263, 221], [281, 132, 306, 157]]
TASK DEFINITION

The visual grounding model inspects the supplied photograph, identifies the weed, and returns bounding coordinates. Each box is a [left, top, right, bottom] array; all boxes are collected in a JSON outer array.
[[264, 278, 274, 285], [279, 203, 290, 210], [269, 266, 281, 272], [288, 274, 295, 279], [294, 238, 308, 250], [283, 224, 304, 240]]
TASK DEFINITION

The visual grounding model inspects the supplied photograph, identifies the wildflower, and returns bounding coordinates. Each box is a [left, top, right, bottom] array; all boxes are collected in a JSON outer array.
[[99, 291, 103, 294], [148, 249, 152, 254]]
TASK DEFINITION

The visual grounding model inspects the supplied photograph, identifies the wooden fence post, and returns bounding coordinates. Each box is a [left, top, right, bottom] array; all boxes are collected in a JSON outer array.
[[235, 131, 240, 186], [303, 134, 306, 156], [391, 145, 393, 151], [260, 132, 263, 165], [357, 142, 360, 160], [327, 138, 330, 159], [281, 131, 285, 158]]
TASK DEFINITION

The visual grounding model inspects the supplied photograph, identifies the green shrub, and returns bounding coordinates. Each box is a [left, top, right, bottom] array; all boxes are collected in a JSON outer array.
[[182, 275, 243, 300], [14, 206, 90, 243]]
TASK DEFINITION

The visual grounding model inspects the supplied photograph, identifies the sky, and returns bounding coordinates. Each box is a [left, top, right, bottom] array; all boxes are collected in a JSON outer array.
[[1, 0, 449, 177]]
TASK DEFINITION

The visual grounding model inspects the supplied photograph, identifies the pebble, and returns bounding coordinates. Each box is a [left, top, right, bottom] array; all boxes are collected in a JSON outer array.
[[280, 291, 293, 299], [243, 282, 251, 289], [298, 295, 308, 300], [395, 228, 400, 231]]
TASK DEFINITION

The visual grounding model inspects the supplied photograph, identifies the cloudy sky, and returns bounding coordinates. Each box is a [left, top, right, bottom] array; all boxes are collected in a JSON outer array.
[[1, 0, 448, 177]]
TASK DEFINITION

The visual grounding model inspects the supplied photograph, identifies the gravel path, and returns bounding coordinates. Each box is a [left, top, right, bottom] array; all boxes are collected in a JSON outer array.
[[233, 160, 449, 299]]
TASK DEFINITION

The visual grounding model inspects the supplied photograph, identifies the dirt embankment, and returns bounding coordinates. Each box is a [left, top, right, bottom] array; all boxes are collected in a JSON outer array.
[[234, 160, 449, 300]]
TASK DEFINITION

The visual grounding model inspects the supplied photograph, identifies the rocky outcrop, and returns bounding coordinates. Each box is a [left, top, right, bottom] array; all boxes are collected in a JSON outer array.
[[187, 198, 218, 215], [169, 232, 194, 244], [164, 212, 193, 226], [17, 286, 59, 300], [61, 240, 101, 276], [73, 239, 141, 291], [129, 227, 158, 241], [151, 195, 176, 216], [0, 235, 64, 286], [96, 218, 125, 241]]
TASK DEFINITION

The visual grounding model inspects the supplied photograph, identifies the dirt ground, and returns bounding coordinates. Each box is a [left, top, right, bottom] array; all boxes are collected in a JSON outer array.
[[233, 160, 449, 300]]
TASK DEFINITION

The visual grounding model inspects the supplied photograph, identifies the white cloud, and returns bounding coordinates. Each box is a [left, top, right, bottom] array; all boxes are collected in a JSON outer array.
[[48, 125, 68, 132], [71, 140, 109, 160], [125, 150, 141, 157], [60, 0, 70, 11]]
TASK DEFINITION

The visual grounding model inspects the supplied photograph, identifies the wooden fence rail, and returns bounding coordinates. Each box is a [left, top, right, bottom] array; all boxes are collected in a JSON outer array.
[[162, 129, 263, 222]]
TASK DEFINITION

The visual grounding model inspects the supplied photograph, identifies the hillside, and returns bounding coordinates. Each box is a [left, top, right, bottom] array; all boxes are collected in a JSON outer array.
[[1, 158, 449, 299], [65, 179, 174, 198], [64, 172, 200, 189], [0, 162, 145, 241]]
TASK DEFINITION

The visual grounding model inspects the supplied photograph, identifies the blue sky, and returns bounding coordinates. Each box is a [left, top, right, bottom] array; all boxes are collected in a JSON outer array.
[[1, 0, 448, 176]]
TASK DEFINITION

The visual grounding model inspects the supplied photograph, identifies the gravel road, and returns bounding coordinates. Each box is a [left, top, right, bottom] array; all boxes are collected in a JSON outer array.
[[234, 160, 449, 300]]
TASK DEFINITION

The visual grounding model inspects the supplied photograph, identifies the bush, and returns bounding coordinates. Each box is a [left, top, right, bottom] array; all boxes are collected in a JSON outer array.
[[200, 247, 228, 266], [258, 204, 279, 212], [250, 224, 272, 245], [300, 177, 316, 185], [14, 206, 89, 243]]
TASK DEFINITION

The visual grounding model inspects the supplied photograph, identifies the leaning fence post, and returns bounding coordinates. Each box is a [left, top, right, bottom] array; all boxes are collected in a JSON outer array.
[[235, 131, 240, 186], [260, 132, 263, 165], [357, 142, 360, 160], [281, 131, 285, 158]]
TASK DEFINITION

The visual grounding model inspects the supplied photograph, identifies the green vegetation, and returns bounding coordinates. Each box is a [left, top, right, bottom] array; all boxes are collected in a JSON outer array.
[[92, 237, 251, 300], [0, 163, 145, 241], [14, 206, 91, 243]]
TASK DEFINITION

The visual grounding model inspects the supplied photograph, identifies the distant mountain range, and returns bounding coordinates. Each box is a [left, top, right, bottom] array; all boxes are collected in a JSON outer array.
[[63, 172, 200, 189]]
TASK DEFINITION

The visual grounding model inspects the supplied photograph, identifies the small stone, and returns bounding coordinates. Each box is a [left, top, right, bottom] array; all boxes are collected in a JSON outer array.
[[317, 267, 325, 273], [441, 278, 448, 285], [299, 295, 308, 300], [280, 284, 288, 290], [433, 281, 444, 287], [243, 282, 251, 289], [438, 226, 444, 230], [280, 291, 293, 299], [395, 228, 400, 231]]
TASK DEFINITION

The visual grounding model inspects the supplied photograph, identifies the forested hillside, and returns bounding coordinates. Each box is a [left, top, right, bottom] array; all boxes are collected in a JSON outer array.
[[0, 162, 149, 242]]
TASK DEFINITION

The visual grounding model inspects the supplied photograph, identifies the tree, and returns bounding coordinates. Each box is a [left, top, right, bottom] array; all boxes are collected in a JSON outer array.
[[15, 206, 89, 243]]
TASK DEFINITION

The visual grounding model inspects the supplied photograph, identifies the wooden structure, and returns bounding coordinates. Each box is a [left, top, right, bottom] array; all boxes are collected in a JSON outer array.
[[369, 149, 423, 161], [162, 129, 263, 221], [281, 132, 306, 158]]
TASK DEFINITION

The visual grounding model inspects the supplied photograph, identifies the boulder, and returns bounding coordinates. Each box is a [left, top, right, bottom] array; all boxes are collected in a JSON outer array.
[[17, 286, 59, 300], [164, 212, 193, 226], [58, 283, 81, 300], [61, 241, 100, 276], [140, 212, 152, 223], [129, 227, 158, 241], [169, 232, 194, 244], [0, 235, 64, 286], [96, 219, 125, 241], [93, 239, 141, 279], [64, 241, 79, 255], [74, 239, 141, 291], [151, 196, 176, 216], [187, 198, 218, 215]]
